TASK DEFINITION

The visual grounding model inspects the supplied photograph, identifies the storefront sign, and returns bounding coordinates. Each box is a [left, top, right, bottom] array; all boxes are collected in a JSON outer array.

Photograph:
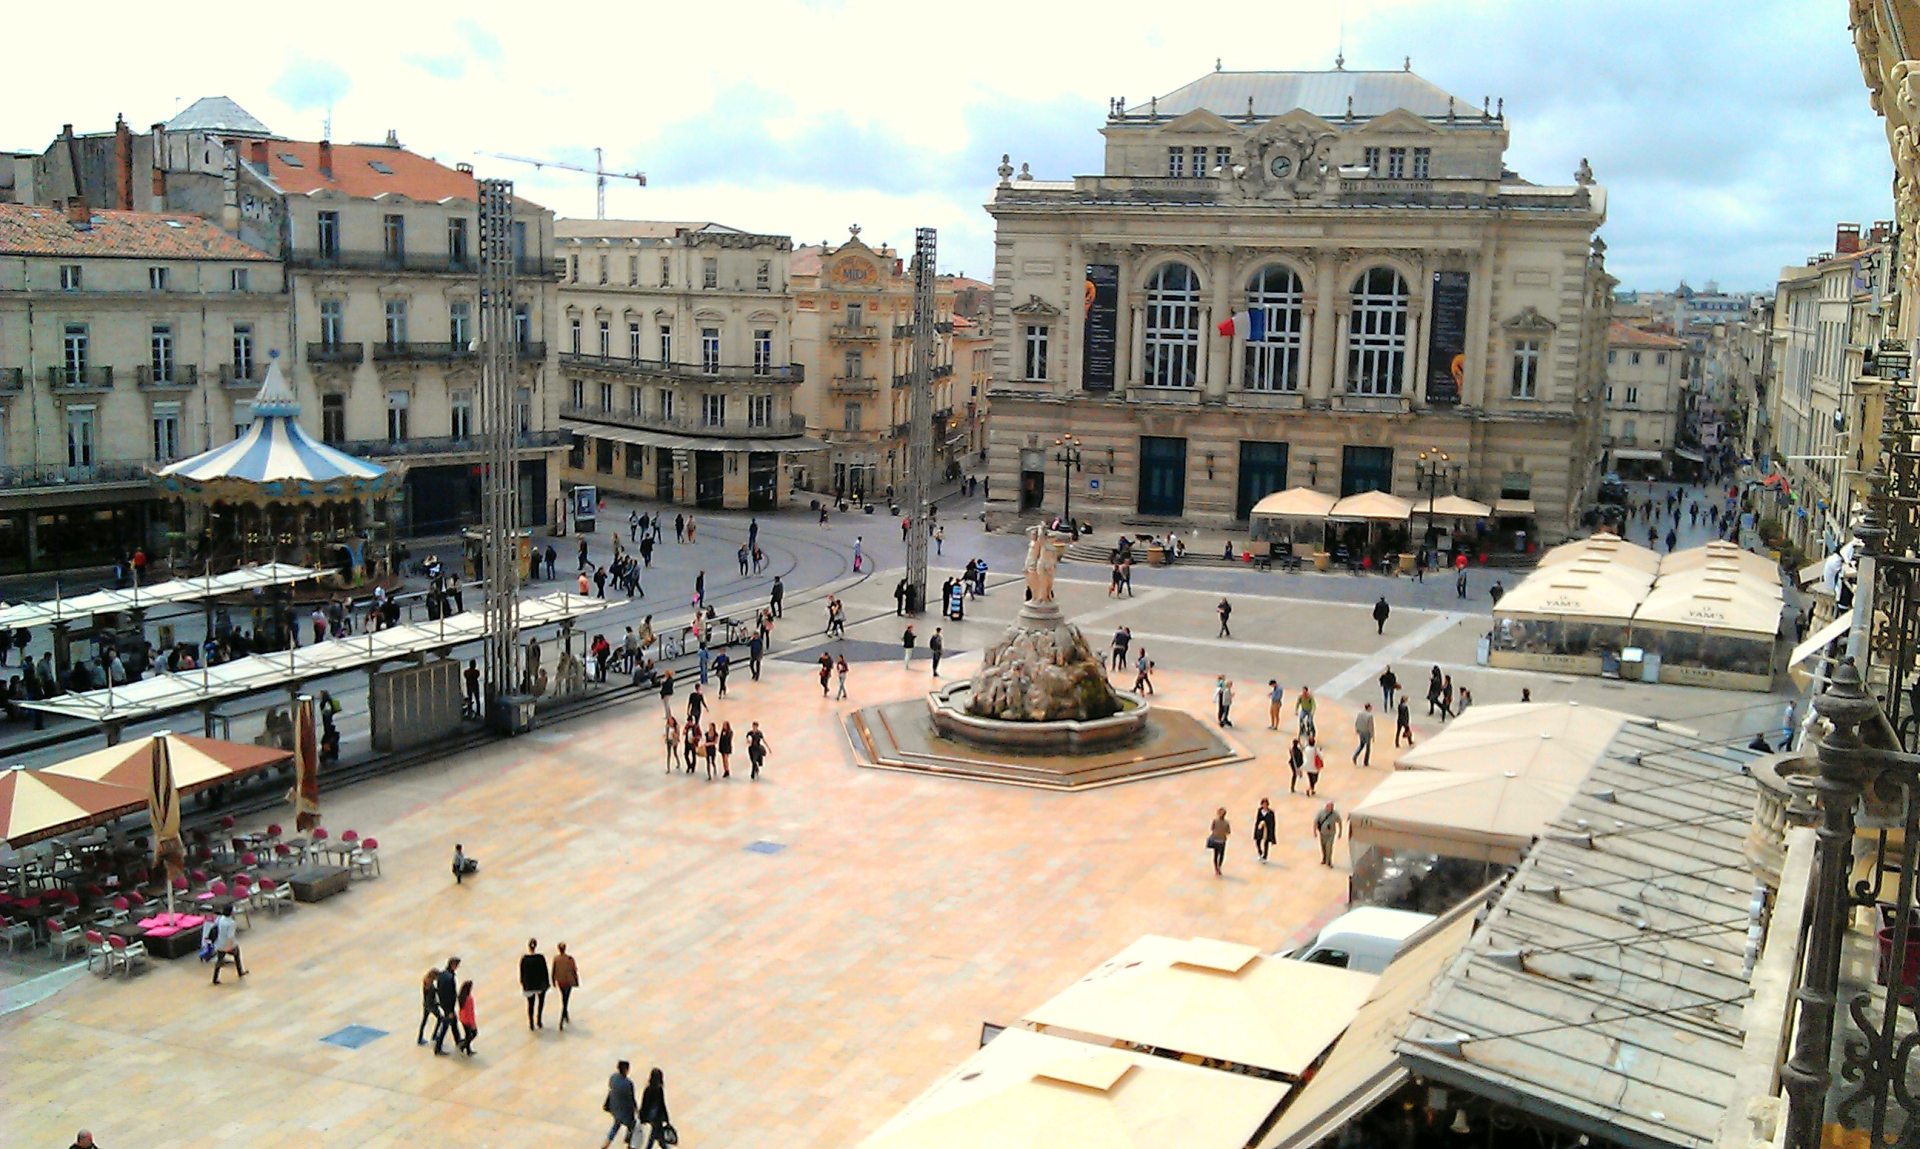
[[1425, 270, 1469, 406], [573, 484, 598, 525], [1082, 263, 1119, 392]]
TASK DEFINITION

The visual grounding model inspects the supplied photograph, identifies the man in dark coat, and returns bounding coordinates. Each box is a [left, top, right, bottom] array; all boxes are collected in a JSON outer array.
[[432, 957, 461, 1054], [600, 1060, 638, 1148]]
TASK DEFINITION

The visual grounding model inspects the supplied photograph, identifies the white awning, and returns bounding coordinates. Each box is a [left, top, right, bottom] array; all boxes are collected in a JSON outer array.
[[1789, 609, 1853, 678], [1674, 447, 1707, 462], [1612, 448, 1665, 462], [1492, 498, 1536, 517], [561, 419, 827, 454]]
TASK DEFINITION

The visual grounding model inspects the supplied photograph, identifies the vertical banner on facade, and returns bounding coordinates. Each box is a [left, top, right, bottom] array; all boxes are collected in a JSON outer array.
[[1425, 270, 1470, 406], [1082, 263, 1119, 391]]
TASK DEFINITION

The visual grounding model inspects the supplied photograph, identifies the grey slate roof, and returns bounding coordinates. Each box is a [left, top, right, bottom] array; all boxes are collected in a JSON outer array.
[[1394, 720, 1759, 1149], [1127, 70, 1475, 121], [166, 96, 273, 137]]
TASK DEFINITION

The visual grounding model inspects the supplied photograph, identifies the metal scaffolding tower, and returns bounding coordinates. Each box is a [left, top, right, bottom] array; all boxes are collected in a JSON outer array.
[[477, 178, 522, 715], [903, 228, 936, 613]]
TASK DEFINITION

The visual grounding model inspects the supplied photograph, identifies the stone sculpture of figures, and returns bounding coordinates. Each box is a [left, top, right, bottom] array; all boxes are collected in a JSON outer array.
[[1575, 156, 1595, 186], [1025, 525, 1060, 603]]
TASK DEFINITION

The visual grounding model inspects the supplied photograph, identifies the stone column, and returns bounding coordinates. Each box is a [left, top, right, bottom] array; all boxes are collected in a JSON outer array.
[[1205, 248, 1232, 401]]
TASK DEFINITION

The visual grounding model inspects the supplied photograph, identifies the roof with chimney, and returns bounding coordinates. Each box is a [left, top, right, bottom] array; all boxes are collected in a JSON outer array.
[[165, 96, 274, 137], [1607, 322, 1688, 350], [1124, 68, 1477, 122], [245, 140, 501, 203], [0, 202, 275, 260]]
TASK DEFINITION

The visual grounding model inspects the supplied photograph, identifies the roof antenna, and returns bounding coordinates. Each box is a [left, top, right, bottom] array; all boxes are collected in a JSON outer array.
[[1336, 1, 1346, 71], [323, 102, 332, 143]]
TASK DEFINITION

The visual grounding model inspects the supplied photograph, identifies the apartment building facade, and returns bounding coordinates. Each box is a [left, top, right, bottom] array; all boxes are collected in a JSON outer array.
[[1601, 322, 1685, 476]]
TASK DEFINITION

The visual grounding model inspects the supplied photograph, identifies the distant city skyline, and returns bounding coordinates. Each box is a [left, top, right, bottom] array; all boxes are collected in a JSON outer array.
[[1, 1, 1883, 290]]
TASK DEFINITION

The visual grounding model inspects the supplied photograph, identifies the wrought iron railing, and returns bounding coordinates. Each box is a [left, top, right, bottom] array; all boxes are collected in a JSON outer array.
[[559, 351, 801, 384], [0, 459, 151, 488], [136, 365, 199, 388], [305, 341, 365, 365], [46, 366, 113, 391]]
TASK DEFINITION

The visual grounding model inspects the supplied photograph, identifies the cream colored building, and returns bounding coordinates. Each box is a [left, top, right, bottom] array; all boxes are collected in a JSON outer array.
[[1602, 322, 1685, 475], [0, 201, 284, 570], [790, 230, 962, 500], [981, 67, 1612, 544], [552, 220, 819, 510]]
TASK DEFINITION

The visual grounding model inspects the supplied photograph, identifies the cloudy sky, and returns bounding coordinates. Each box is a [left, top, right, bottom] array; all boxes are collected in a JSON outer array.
[[2, 1, 1885, 291]]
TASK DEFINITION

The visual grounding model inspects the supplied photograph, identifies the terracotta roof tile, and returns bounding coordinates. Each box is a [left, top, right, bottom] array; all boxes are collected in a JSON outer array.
[[250, 140, 548, 208], [1607, 322, 1686, 350], [0, 203, 274, 261]]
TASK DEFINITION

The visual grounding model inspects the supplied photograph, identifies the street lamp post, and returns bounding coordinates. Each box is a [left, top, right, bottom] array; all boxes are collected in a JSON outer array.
[[1416, 445, 1451, 556], [1053, 434, 1083, 528], [887, 448, 897, 495]]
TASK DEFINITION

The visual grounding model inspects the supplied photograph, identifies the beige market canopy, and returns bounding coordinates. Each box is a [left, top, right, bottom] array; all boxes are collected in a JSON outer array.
[[1538, 533, 1662, 573], [1250, 487, 1339, 519], [1327, 491, 1414, 522], [1422, 494, 1493, 518], [1659, 542, 1780, 582], [1632, 579, 1782, 637], [859, 1027, 1289, 1149], [1441, 701, 1637, 753], [44, 733, 290, 794], [1021, 935, 1378, 1079], [1395, 725, 1616, 785], [1492, 565, 1652, 623], [1347, 767, 1581, 866]]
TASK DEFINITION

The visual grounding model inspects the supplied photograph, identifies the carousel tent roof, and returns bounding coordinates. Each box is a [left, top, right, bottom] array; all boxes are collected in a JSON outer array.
[[155, 357, 394, 494]]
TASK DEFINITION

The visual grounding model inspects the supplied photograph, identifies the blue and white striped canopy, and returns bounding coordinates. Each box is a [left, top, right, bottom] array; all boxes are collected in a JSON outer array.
[[154, 357, 396, 499]]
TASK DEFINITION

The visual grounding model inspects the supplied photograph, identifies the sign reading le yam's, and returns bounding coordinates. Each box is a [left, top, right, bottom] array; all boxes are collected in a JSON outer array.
[[1425, 270, 1469, 406], [1082, 263, 1119, 392]]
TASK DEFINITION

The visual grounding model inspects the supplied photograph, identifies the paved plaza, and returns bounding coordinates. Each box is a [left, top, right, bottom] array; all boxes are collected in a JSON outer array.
[[3, 486, 1791, 1146]]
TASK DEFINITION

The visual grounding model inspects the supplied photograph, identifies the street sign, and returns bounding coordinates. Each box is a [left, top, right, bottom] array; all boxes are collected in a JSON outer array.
[[1088, 478, 1102, 492]]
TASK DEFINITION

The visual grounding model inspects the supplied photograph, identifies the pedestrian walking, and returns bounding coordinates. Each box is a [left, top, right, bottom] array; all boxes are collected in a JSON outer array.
[[674, 513, 686, 543], [737, 544, 750, 576], [452, 843, 478, 883], [1253, 798, 1276, 863], [658, 669, 675, 715], [702, 722, 719, 780], [545, 544, 557, 581], [520, 939, 550, 1030], [714, 652, 731, 698], [1313, 802, 1343, 866], [1305, 740, 1324, 795], [639, 1068, 673, 1149], [1372, 595, 1390, 635], [748, 516, 759, 551], [1133, 649, 1154, 694], [1267, 679, 1284, 730], [748, 631, 764, 681], [682, 722, 700, 773], [934, 524, 944, 555], [432, 959, 461, 1054], [685, 683, 706, 728], [818, 652, 833, 696], [629, 510, 639, 542], [1111, 626, 1131, 671], [601, 1060, 638, 1149], [1214, 675, 1234, 727], [203, 905, 244, 984], [1353, 704, 1376, 767], [1456, 686, 1474, 714], [1395, 698, 1414, 747], [902, 624, 917, 668], [770, 575, 784, 618], [1295, 686, 1317, 740], [747, 722, 770, 780], [1782, 700, 1796, 748], [418, 967, 443, 1045], [552, 943, 579, 1029], [929, 628, 944, 677], [1207, 807, 1231, 877], [853, 535, 865, 572], [1440, 675, 1455, 720], [719, 721, 734, 778], [835, 654, 849, 700], [894, 578, 908, 616], [455, 979, 478, 1055], [1426, 666, 1443, 716], [1217, 597, 1233, 637], [1489, 580, 1505, 609], [1288, 738, 1304, 793], [578, 536, 590, 572], [1378, 665, 1398, 712]]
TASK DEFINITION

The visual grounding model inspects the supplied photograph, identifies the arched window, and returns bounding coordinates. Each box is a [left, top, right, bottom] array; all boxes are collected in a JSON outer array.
[[1347, 267, 1409, 395], [1143, 262, 1201, 388], [1243, 265, 1305, 392]]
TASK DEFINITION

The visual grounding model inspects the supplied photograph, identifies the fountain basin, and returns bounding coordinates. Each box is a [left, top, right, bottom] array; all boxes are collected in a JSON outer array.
[[928, 682, 1150, 754]]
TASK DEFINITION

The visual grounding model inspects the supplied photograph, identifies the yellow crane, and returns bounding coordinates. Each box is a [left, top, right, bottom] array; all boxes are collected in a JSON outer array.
[[476, 147, 647, 218]]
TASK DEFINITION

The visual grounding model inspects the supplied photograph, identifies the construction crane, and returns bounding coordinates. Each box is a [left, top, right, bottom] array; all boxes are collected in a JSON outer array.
[[476, 148, 646, 219]]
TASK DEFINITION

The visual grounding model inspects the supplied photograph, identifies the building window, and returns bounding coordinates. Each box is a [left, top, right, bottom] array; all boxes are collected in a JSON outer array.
[[322, 394, 346, 443], [1386, 148, 1406, 178], [382, 213, 405, 260], [748, 394, 773, 428], [598, 254, 609, 285], [229, 267, 249, 292], [1630, 351, 1642, 365], [448, 217, 469, 265], [1346, 268, 1409, 395], [659, 256, 670, 287], [596, 439, 615, 474], [231, 324, 255, 380], [516, 386, 532, 434], [450, 389, 473, 439], [148, 266, 169, 291], [150, 324, 175, 383], [1166, 147, 1185, 177], [62, 323, 89, 381], [1362, 147, 1381, 173], [1607, 349, 1616, 364], [386, 390, 410, 443], [152, 402, 181, 460], [1023, 325, 1050, 381], [701, 327, 721, 373], [316, 211, 340, 259], [753, 329, 773, 375], [599, 381, 614, 412], [702, 258, 718, 289], [1605, 384, 1614, 403], [702, 394, 726, 427], [1511, 338, 1542, 399], [513, 304, 531, 347], [60, 264, 82, 291], [1411, 148, 1431, 180], [756, 260, 771, 291], [1143, 262, 1201, 388], [1655, 352, 1667, 366], [1625, 385, 1640, 407], [658, 325, 672, 363], [569, 317, 583, 355], [1243, 265, 1304, 392], [1214, 146, 1232, 172], [1191, 145, 1209, 175], [659, 390, 676, 421], [570, 379, 585, 409], [1622, 419, 1637, 442], [450, 300, 471, 347], [383, 299, 408, 346], [319, 299, 345, 346], [598, 319, 611, 358], [232, 418, 251, 442], [843, 402, 861, 431], [844, 349, 864, 378], [65, 405, 95, 467], [629, 322, 643, 361], [628, 254, 639, 285], [567, 254, 578, 283], [1340, 445, 1395, 496], [628, 386, 643, 416]]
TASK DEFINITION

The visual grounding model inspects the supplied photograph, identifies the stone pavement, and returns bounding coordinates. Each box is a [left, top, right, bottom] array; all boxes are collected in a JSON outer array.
[[5, 536, 1787, 1146]]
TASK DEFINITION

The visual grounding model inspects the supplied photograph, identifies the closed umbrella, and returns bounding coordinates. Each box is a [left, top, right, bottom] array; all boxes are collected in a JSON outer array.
[[148, 732, 188, 921], [290, 694, 321, 832], [0, 766, 139, 847]]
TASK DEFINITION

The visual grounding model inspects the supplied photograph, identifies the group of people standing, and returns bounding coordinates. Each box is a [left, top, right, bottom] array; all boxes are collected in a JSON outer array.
[[417, 941, 582, 1060]]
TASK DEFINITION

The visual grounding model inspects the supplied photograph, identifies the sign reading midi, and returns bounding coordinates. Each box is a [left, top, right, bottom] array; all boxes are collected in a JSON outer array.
[[1082, 263, 1119, 391], [1425, 270, 1469, 406]]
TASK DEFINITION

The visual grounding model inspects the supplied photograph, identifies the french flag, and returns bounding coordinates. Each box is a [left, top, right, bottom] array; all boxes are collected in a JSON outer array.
[[1216, 309, 1267, 340]]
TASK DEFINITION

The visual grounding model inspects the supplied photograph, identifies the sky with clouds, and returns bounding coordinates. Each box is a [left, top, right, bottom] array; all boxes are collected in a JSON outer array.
[[1, 1, 1886, 291]]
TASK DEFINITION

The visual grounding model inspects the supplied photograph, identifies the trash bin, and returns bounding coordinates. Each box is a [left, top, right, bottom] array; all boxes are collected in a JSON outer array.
[[1313, 551, 1331, 573], [1618, 647, 1644, 681], [1147, 545, 1166, 566], [1641, 651, 1662, 683], [1397, 552, 1415, 576]]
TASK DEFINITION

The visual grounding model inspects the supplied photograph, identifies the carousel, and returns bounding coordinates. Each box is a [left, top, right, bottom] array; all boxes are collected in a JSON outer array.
[[153, 353, 403, 592]]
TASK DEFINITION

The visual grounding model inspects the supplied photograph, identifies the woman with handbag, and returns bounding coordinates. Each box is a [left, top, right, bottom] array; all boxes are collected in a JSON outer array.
[[640, 1067, 674, 1147], [1207, 807, 1230, 877]]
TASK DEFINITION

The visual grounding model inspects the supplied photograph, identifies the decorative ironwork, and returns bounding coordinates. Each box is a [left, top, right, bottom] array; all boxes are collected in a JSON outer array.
[[477, 177, 521, 713], [1873, 376, 1920, 749], [903, 227, 936, 612]]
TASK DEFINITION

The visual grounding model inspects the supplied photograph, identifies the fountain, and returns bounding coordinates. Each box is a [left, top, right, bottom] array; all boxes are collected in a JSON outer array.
[[849, 528, 1243, 790]]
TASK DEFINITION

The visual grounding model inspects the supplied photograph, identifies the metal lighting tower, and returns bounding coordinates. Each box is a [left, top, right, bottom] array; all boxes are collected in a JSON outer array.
[[903, 227, 937, 613], [477, 178, 522, 717]]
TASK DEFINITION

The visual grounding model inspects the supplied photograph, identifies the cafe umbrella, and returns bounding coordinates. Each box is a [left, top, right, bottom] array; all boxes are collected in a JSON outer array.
[[148, 731, 188, 921]]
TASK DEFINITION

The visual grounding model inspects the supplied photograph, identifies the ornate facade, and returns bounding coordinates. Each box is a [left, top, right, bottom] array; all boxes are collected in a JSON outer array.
[[982, 67, 1612, 542]]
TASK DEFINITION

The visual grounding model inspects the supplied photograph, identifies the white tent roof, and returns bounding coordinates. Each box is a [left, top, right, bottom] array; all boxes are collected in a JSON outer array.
[[1492, 565, 1653, 622], [1538, 533, 1662, 572], [1423, 494, 1493, 518], [1659, 542, 1780, 582], [1327, 490, 1414, 522], [1348, 767, 1579, 866], [860, 1027, 1288, 1149], [1250, 486, 1338, 518], [1632, 577, 1783, 637]]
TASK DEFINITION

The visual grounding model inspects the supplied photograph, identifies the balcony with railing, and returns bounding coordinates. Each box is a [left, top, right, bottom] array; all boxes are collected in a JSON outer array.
[[306, 341, 365, 365], [831, 375, 879, 395], [47, 366, 113, 392], [373, 341, 477, 363], [892, 321, 956, 338], [291, 251, 557, 278], [328, 427, 572, 460], [219, 364, 264, 388], [136, 365, 199, 389], [893, 363, 956, 388], [562, 404, 809, 440], [0, 367, 23, 392], [558, 351, 802, 385], [830, 323, 878, 341], [0, 458, 151, 490]]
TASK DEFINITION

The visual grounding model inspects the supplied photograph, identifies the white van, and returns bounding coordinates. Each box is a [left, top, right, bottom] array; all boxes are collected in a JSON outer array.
[[1283, 907, 1437, 975]]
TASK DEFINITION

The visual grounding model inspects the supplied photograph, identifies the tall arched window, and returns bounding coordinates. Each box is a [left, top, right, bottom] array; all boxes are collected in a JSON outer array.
[[1347, 267, 1409, 395], [1143, 262, 1201, 388], [1243, 265, 1305, 392]]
